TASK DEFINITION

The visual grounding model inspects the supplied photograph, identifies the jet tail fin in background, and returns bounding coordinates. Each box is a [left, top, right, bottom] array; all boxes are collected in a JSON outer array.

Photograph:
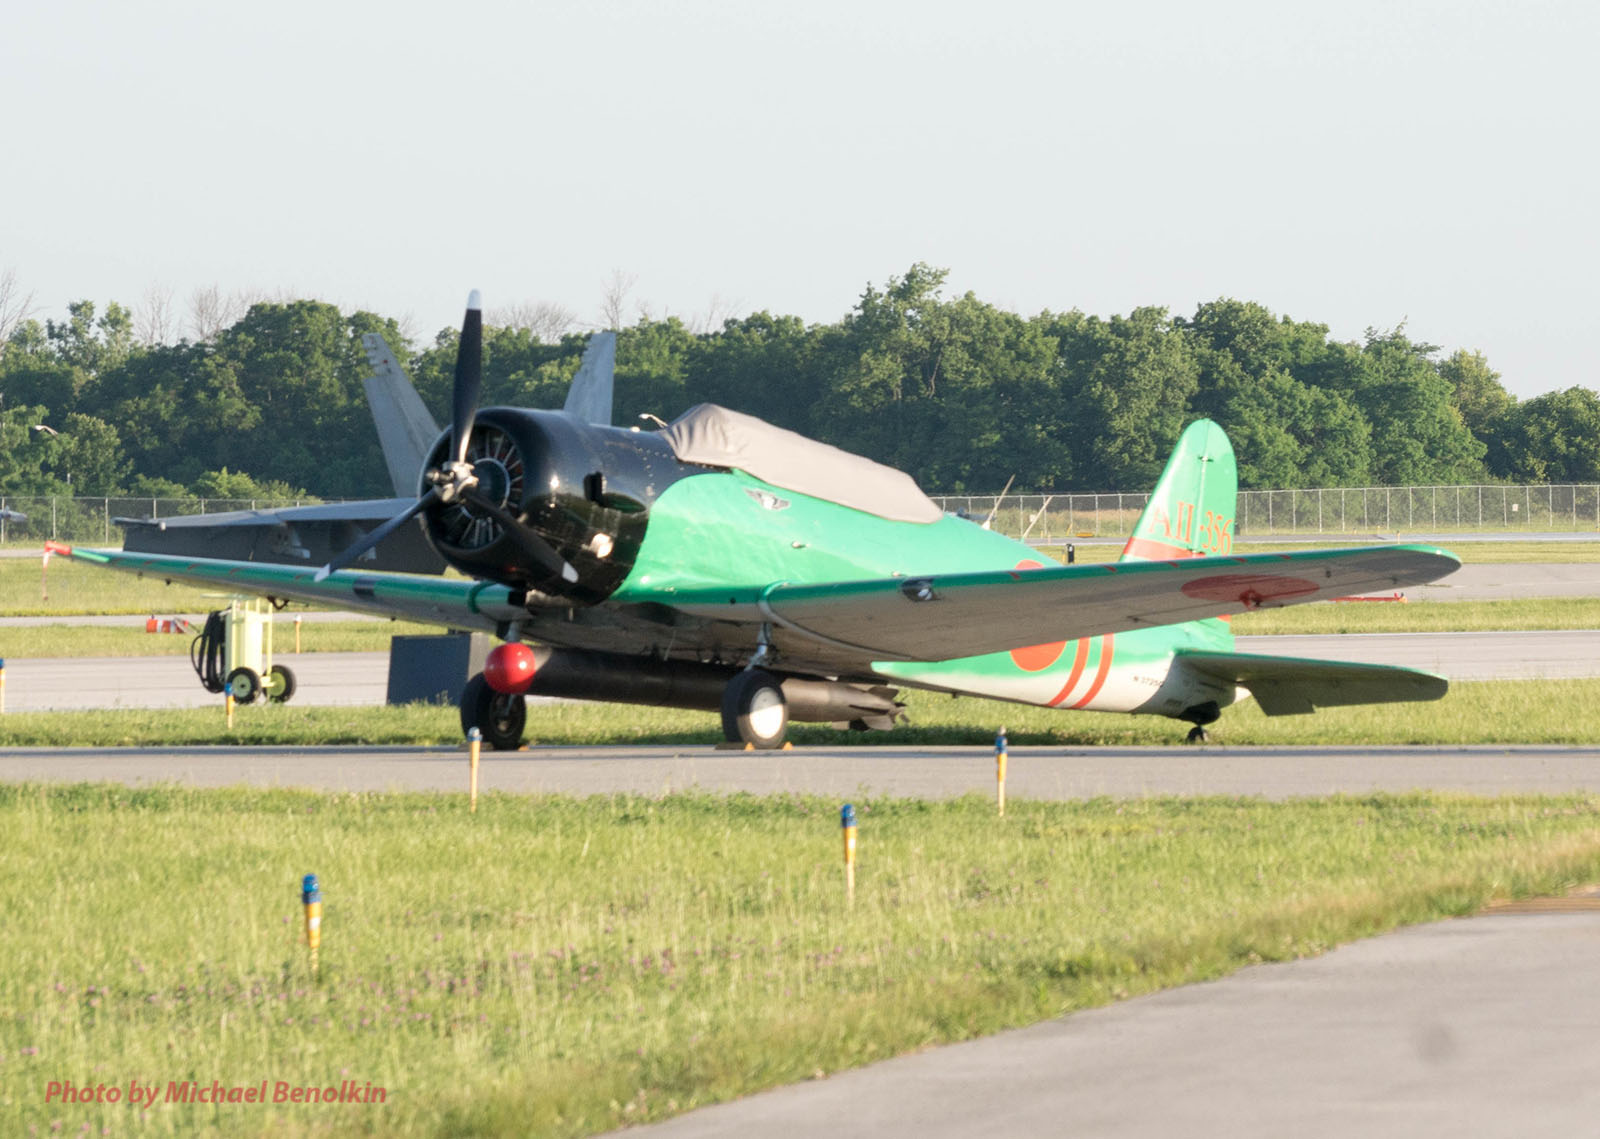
[[562, 331, 616, 425], [362, 334, 441, 497]]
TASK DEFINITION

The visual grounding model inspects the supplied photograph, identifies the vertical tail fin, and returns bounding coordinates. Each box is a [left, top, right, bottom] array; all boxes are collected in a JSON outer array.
[[362, 334, 442, 498], [1120, 419, 1238, 563], [562, 331, 617, 425]]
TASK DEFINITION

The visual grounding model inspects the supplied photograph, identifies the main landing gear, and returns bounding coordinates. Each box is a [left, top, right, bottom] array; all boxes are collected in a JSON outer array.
[[721, 668, 789, 749], [1181, 700, 1221, 746], [460, 673, 527, 751]]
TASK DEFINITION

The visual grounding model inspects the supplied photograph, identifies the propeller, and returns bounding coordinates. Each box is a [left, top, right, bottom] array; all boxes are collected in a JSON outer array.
[[313, 292, 578, 586]]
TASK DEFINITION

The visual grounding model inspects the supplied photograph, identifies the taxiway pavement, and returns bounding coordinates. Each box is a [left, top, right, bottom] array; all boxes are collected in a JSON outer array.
[[622, 909, 1600, 1139], [5, 743, 1600, 800], [3, 628, 1595, 711]]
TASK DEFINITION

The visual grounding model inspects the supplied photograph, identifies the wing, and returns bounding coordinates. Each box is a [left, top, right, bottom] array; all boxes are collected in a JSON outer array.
[[1175, 651, 1448, 714], [687, 544, 1458, 663], [46, 543, 519, 632], [116, 497, 448, 574]]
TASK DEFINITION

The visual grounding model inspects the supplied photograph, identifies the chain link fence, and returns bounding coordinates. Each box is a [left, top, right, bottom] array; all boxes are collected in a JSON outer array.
[[931, 485, 1600, 542], [0, 497, 313, 545], [2, 486, 1598, 546]]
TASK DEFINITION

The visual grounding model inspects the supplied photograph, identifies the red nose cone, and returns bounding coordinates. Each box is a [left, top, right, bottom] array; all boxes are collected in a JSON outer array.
[[484, 642, 537, 694]]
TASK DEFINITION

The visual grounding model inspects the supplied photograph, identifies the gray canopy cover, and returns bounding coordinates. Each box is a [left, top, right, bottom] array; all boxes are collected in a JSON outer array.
[[659, 403, 943, 524]]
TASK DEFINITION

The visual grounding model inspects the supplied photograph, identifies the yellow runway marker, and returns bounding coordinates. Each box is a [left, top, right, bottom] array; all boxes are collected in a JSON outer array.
[[302, 873, 322, 979], [841, 803, 857, 904], [996, 727, 1008, 817]]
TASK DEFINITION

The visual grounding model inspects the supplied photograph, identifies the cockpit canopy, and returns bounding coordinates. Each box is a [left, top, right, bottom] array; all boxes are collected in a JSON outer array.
[[659, 403, 942, 524]]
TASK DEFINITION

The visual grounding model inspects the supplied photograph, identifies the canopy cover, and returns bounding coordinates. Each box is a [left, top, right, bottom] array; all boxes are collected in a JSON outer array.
[[660, 403, 943, 523]]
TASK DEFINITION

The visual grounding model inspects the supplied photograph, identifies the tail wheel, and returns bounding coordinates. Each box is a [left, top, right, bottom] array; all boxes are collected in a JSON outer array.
[[265, 664, 297, 704], [460, 672, 527, 751], [721, 669, 789, 749], [225, 666, 262, 705]]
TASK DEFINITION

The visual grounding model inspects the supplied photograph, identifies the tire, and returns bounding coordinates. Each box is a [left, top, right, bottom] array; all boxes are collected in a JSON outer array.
[[225, 666, 262, 705], [720, 669, 789, 749], [460, 672, 527, 751], [265, 664, 297, 704]]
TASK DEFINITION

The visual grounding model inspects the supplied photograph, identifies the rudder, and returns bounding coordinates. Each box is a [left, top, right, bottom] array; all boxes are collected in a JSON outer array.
[[1120, 419, 1238, 563]]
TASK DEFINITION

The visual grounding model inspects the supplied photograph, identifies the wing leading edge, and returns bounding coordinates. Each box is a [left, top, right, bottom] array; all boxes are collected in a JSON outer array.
[[701, 544, 1460, 663], [45, 544, 521, 632]]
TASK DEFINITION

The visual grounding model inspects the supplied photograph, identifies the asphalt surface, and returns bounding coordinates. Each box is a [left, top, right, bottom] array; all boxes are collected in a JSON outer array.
[[6, 743, 1600, 800], [3, 628, 1596, 711], [0, 651, 390, 710], [622, 911, 1600, 1139]]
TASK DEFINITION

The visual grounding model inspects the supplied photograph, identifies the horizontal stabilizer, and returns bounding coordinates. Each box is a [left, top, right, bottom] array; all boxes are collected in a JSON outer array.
[[1175, 650, 1448, 715]]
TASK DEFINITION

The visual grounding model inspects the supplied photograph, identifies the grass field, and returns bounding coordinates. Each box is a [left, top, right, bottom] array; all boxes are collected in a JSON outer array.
[[5, 678, 1600, 749], [3, 784, 1600, 1138], [0, 619, 445, 659]]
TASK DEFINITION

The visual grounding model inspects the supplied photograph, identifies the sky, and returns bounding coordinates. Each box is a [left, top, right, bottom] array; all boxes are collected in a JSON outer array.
[[2, 0, 1596, 397]]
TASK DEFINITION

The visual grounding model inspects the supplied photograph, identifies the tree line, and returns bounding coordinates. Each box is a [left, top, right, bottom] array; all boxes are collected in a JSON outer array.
[[0, 264, 1592, 500]]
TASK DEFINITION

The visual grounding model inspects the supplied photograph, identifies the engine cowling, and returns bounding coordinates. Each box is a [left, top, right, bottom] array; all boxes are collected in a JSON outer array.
[[419, 409, 687, 603]]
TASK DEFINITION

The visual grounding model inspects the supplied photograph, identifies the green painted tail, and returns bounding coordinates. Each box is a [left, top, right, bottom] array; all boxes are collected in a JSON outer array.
[[1120, 419, 1239, 649], [1120, 419, 1238, 563]]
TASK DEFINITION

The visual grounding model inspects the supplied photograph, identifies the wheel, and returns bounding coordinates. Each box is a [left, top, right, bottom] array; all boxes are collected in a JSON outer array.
[[1185, 724, 1209, 745], [721, 669, 789, 749], [225, 666, 262, 705], [265, 663, 297, 704], [460, 672, 527, 751]]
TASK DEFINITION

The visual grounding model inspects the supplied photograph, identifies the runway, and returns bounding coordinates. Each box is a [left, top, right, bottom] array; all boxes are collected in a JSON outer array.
[[623, 910, 1600, 1139], [3, 628, 1597, 711], [6, 743, 1600, 800]]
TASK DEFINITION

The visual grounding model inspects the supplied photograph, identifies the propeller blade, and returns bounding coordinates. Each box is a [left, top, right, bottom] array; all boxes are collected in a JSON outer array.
[[451, 290, 483, 468], [312, 489, 439, 582], [461, 486, 580, 584]]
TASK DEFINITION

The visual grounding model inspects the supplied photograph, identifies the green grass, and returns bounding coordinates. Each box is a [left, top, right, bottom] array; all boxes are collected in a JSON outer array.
[[5, 678, 1600, 749], [2, 784, 1599, 1137], [3, 557, 248, 616], [0, 620, 447, 659]]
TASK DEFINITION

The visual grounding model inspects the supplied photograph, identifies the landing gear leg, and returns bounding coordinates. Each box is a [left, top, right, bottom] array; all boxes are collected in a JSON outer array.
[[721, 669, 789, 750], [460, 672, 527, 751]]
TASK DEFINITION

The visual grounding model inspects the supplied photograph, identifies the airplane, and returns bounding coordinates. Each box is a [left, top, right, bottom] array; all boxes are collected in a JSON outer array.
[[47, 292, 1460, 751]]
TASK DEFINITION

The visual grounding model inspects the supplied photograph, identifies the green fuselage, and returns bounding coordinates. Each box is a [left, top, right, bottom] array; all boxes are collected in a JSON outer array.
[[609, 468, 1235, 720]]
